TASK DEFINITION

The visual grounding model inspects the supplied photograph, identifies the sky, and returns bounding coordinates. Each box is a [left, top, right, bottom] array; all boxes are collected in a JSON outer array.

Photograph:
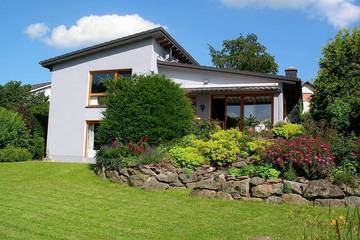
[[1, 0, 360, 85]]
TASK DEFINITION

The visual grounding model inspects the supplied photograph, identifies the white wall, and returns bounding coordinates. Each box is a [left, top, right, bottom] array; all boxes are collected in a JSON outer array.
[[158, 66, 284, 124], [47, 38, 158, 162]]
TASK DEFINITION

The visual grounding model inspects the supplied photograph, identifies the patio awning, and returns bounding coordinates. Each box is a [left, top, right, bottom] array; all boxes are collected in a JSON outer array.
[[184, 86, 281, 94]]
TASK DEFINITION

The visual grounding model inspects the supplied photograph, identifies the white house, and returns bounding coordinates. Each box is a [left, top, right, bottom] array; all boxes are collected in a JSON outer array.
[[40, 27, 302, 163], [31, 82, 51, 98], [302, 81, 314, 113]]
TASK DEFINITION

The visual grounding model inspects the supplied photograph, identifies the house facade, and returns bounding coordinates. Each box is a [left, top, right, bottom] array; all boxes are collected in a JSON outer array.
[[40, 27, 301, 163], [302, 81, 314, 113]]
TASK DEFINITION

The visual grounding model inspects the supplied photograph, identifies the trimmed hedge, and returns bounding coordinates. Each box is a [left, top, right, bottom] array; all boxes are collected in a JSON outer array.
[[0, 146, 32, 162]]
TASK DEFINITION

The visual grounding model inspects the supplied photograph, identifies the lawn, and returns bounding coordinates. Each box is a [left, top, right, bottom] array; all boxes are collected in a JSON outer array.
[[0, 162, 345, 240]]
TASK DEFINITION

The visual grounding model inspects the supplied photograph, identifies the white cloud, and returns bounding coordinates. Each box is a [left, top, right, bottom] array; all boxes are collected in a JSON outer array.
[[221, 0, 360, 28], [26, 14, 161, 48], [25, 23, 49, 39]]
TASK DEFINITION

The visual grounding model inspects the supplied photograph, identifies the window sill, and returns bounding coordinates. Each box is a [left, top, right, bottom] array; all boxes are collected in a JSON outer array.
[[86, 105, 107, 108]]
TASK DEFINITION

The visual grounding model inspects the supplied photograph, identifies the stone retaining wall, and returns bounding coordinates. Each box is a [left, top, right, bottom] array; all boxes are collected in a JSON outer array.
[[100, 163, 360, 207]]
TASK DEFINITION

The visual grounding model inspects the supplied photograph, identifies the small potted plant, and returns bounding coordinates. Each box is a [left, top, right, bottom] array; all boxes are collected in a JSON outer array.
[[244, 114, 259, 134]]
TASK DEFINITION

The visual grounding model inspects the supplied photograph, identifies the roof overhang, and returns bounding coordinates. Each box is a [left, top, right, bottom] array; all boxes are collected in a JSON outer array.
[[158, 60, 300, 84], [40, 27, 198, 71], [185, 86, 281, 94]]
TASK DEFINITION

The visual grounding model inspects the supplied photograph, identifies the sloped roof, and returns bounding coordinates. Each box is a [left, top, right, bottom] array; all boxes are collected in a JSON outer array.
[[158, 60, 300, 83], [31, 82, 51, 91], [40, 27, 198, 70]]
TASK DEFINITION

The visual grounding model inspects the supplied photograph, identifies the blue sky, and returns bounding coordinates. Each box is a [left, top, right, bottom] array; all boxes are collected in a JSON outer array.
[[1, 0, 360, 85]]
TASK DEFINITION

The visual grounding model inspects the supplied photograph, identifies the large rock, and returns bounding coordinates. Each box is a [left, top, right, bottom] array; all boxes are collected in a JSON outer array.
[[341, 185, 360, 196], [214, 192, 233, 200], [194, 174, 226, 190], [266, 196, 283, 204], [190, 189, 217, 199], [128, 173, 150, 187], [283, 180, 306, 195], [106, 170, 127, 183], [143, 177, 169, 190], [250, 177, 265, 186], [156, 171, 178, 183], [178, 172, 199, 183], [272, 183, 284, 195], [345, 196, 360, 207], [222, 178, 250, 197], [252, 184, 273, 198], [282, 194, 309, 205], [314, 199, 345, 208], [303, 180, 344, 199]]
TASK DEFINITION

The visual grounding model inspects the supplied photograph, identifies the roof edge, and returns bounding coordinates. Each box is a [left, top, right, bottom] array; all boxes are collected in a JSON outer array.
[[40, 27, 198, 70], [157, 60, 300, 83]]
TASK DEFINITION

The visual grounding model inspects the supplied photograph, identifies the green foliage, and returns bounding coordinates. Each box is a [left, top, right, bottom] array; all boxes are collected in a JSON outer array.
[[0, 146, 32, 162], [0, 107, 30, 148], [326, 98, 352, 133], [169, 146, 206, 169], [246, 139, 271, 161], [332, 161, 357, 186], [133, 145, 169, 165], [283, 167, 298, 181], [228, 165, 257, 177], [191, 119, 220, 140], [95, 145, 130, 170], [209, 33, 278, 74], [228, 164, 279, 179], [200, 129, 245, 165], [28, 134, 45, 160], [257, 165, 280, 179], [272, 123, 304, 139], [311, 29, 360, 135], [98, 74, 194, 145]]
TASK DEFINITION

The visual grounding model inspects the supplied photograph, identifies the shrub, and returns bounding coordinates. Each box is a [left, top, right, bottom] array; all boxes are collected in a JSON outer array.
[[0, 107, 30, 148], [332, 161, 357, 186], [169, 146, 206, 169], [191, 119, 220, 140], [0, 146, 32, 162], [95, 145, 130, 170], [246, 139, 272, 161], [133, 145, 170, 165], [200, 129, 245, 165], [98, 74, 194, 145], [272, 123, 304, 139], [283, 166, 298, 181], [28, 134, 45, 160], [266, 135, 335, 180], [257, 165, 280, 179], [228, 165, 257, 177]]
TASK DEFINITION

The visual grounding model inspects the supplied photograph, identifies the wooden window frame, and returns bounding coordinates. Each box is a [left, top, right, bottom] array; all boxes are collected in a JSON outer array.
[[210, 92, 274, 131], [84, 120, 100, 158], [88, 69, 132, 107]]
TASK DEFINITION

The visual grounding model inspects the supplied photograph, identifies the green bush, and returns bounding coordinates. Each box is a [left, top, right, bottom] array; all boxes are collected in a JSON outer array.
[[98, 74, 194, 145], [0, 107, 30, 148], [29, 134, 45, 160], [246, 139, 271, 161], [0, 146, 32, 162], [191, 119, 220, 140], [169, 146, 206, 169], [272, 123, 304, 139], [283, 167, 298, 181], [95, 145, 130, 170], [332, 161, 357, 186], [257, 165, 280, 179], [228, 165, 257, 177]]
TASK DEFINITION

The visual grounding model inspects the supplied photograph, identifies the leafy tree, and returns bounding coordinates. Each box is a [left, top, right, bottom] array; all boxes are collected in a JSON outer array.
[[209, 33, 278, 74], [311, 29, 360, 135], [98, 74, 194, 145]]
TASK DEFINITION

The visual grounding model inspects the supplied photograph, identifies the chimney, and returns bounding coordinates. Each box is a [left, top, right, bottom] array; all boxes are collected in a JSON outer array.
[[285, 66, 298, 79]]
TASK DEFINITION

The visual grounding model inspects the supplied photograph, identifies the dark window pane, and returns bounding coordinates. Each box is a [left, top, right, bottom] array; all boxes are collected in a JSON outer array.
[[226, 97, 240, 129], [244, 96, 272, 128], [211, 98, 225, 128], [91, 73, 115, 93], [93, 123, 101, 150], [119, 71, 132, 79]]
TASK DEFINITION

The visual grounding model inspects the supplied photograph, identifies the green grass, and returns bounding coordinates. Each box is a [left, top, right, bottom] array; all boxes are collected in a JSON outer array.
[[0, 162, 345, 240]]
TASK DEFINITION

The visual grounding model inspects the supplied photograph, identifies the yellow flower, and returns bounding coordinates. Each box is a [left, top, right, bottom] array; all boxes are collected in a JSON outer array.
[[330, 220, 337, 226]]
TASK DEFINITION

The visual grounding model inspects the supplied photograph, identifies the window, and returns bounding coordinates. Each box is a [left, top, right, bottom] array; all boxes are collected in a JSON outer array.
[[244, 95, 272, 129], [89, 70, 131, 106], [86, 122, 100, 158]]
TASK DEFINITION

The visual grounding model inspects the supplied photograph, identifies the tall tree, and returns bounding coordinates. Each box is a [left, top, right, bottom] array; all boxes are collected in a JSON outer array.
[[311, 29, 360, 135], [209, 33, 278, 74]]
